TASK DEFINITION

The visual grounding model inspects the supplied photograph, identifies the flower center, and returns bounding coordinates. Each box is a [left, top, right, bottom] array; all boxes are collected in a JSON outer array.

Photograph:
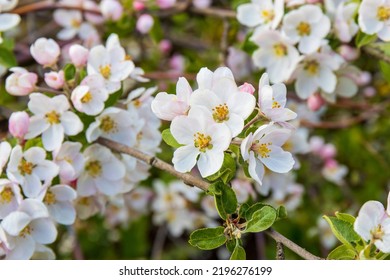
[[99, 64, 111, 79], [273, 43, 287, 57], [297, 22, 311, 36], [19, 225, 32, 238], [212, 103, 229, 122], [71, 19, 81, 28], [81, 91, 93, 103], [0, 187, 13, 204], [44, 191, 56, 205], [261, 9, 275, 22], [371, 224, 385, 240], [304, 60, 319, 75], [272, 98, 281, 108], [377, 6, 390, 21], [133, 99, 142, 108], [18, 160, 34, 175], [99, 116, 117, 133], [85, 160, 102, 178], [45, 110, 61, 125], [254, 142, 272, 158], [194, 132, 213, 152]]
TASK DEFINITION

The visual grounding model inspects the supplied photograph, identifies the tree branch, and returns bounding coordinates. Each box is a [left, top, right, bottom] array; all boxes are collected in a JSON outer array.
[[97, 137, 323, 260]]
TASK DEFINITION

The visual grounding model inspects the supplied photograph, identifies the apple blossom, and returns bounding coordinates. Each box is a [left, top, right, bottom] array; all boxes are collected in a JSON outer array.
[[8, 111, 29, 140], [25, 93, 84, 151], [52, 141, 84, 182], [358, 0, 390, 41], [193, 0, 211, 8], [251, 29, 301, 83], [0, 13, 20, 44], [282, 4, 331, 54], [77, 144, 126, 196], [136, 14, 154, 34], [240, 123, 295, 185], [53, 9, 83, 40], [69, 44, 89, 67], [334, 2, 359, 43], [100, 0, 123, 21], [5, 67, 38, 96], [321, 159, 348, 185], [338, 45, 360, 61], [44, 70, 64, 90], [231, 178, 257, 203], [1, 199, 57, 259], [354, 192, 390, 253], [0, 141, 11, 175], [157, 0, 176, 9], [6, 145, 59, 198], [0, 179, 23, 219], [307, 93, 326, 111], [30, 38, 61, 67], [238, 83, 256, 95], [171, 106, 231, 177], [237, 0, 284, 30]]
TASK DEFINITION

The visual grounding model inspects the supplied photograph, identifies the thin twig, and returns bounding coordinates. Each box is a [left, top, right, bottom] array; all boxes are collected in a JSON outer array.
[[98, 137, 323, 260], [276, 242, 285, 260], [151, 225, 168, 260], [35, 86, 65, 96], [363, 45, 390, 65]]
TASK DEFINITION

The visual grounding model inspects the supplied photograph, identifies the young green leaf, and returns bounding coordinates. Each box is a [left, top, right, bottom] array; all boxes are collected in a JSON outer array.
[[161, 128, 182, 148], [211, 181, 238, 220], [230, 242, 246, 260], [244, 206, 276, 233], [276, 205, 288, 220], [323, 215, 361, 247], [0, 47, 17, 68], [189, 227, 227, 250], [63, 63, 76, 81], [335, 212, 356, 224], [355, 31, 377, 48], [327, 244, 358, 260], [243, 202, 268, 221]]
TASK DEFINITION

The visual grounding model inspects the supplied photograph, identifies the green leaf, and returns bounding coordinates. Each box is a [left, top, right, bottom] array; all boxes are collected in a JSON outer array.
[[276, 205, 288, 220], [226, 239, 236, 253], [230, 242, 246, 260], [244, 206, 276, 233], [211, 181, 238, 219], [380, 61, 390, 84], [355, 31, 377, 48], [323, 215, 361, 247], [188, 227, 227, 250], [335, 212, 356, 224], [238, 203, 250, 218], [244, 202, 267, 221], [23, 138, 43, 150], [0, 47, 17, 68], [161, 128, 182, 148], [327, 244, 357, 260], [104, 87, 123, 108], [241, 31, 257, 55], [0, 38, 15, 51], [206, 153, 236, 184], [63, 64, 76, 81]]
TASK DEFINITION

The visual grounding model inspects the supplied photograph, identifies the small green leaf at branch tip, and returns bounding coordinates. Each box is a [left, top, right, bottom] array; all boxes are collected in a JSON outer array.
[[161, 128, 182, 148], [210, 181, 238, 220], [244, 206, 277, 233], [243, 202, 268, 221], [355, 31, 377, 48], [327, 244, 358, 260], [188, 227, 227, 250], [276, 205, 288, 221], [335, 212, 356, 224], [206, 153, 236, 184], [323, 215, 361, 247], [63, 63, 76, 81], [230, 242, 246, 260]]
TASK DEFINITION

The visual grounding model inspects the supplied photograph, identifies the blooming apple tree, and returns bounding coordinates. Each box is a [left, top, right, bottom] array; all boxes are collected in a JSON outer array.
[[0, 0, 389, 260]]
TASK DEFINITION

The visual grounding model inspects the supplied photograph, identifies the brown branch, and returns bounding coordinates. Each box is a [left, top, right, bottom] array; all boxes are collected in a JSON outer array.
[[276, 242, 285, 260], [97, 137, 323, 260], [265, 228, 322, 260], [363, 45, 390, 65], [13, 1, 101, 15]]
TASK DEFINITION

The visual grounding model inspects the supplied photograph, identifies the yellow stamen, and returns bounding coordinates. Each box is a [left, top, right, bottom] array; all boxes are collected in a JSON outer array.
[[256, 142, 272, 158], [371, 224, 385, 240], [99, 116, 117, 133], [44, 191, 56, 205], [0, 187, 13, 204], [81, 91, 93, 103], [99, 64, 111, 79], [272, 98, 281, 108], [45, 111, 61, 125], [297, 22, 311, 36], [261, 9, 275, 22], [212, 103, 229, 122], [18, 160, 34, 175], [194, 132, 213, 152], [85, 160, 102, 178], [20, 225, 32, 238], [377, 6, 390, 21], [304, 60, 319, 75], [273, 44, 288, 57]]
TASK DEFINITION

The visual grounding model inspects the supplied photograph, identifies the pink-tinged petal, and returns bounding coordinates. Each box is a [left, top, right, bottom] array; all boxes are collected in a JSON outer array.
[[170, 116, 200, 145], [61, 111, 83, 135], [25, 116, 50, 139], [1, 211, 31, 236], [77, 174, 97, 197], [42, 124, 64, 151], [196, 67, 213, 89], [19, 199, 49, 219], [5, 236, 35, 260], [248, 152, 265, 186], [48, 202, 76, 225], [24, 147, 46, 164], [151, 92, 189, 121], [172, 145, 199, 173], [260, 146, 294, 173], [197, 149, 224, 177], [95, 177, 123, 195], [354, 201, 385, 241], [176, 77, 192, 102], [51, 185, 77, 201], [237, 3, 262, 27], [30, 218, 57, 244], [23, 174, 43, 198], [58, 160, 76, 181]]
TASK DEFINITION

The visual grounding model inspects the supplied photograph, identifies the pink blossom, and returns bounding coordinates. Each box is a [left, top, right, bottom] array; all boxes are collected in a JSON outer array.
[[320, 144, 337, 159], [5, 67, 38, 96], [363, 86, 376, 98], [159, 39, 172, 54], [356, 71, 372, 86], [30, 38, 61, 67], [69, 44, 89, 67], [133, 1, 146, 11], [169, 54, 185, 73], [136, 14, 154, 34], [193, 0, 212, 8], [307, 93, 325, 112], [338, 45, 360, 61], [8, 111, 30, 140], [100, 0, 123, 21], [44, 70, 65, 90], [157, 0, 176, 9], [238, 82, 255, 95]]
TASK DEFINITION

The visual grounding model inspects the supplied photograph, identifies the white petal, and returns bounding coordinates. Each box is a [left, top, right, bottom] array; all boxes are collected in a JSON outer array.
[[261, 146, 295, 173], [378, 25, 390, 41], [354, 201, 385, 241], [237, 4, 262, 27], [23, 174, 43, 198], [48, 202, 76, 225], [1, 211, 31, 236], [197, 150, 224, 177], [42, 124, 64, 151], [51, 185, 77, 201], [172, 145, 199, 173], [249, 152, 265, 186], [61, 111, 83, 135], [176, 77, 192, 102], [318, 67, 337, 93], [6, 236, 35, 260], [196, 67, 213, 90], [25, 116, 50, 139], [19, 199, 48, 219], [170, 116, 200, 145], [295, 73, 318, 99], [30, 218, 57, 244], [102, 159, 125, 181], [0, 14, 21, 31]]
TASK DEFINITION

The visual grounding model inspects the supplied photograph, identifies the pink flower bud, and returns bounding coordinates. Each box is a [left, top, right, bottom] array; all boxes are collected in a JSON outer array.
[[9, 111, 30, 139], [84, 0, 104, 24], [320, 144, 337, 159], [309, 136, 325, 155], [30, 38, 61, 67], [45, 70, 65, 89], [307, 93, 325, 111], [169, 54, 185, 73], [136, 14, 154, 34], [159, 39, 172, 54], [100, 0, 123, 21], [324, 158, 338, 169], [157, 0, 176, 9], [69, 44, 89, 67], [363, 86, 376, 98], [133, 0, 146, 11], [238, 82, 255, 95], [5, 67, 38, 96], [306, 0, 322, 3], [193, 0, 212, 8], [356, 71, 372, 86], [338, 45, 360, 61]]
